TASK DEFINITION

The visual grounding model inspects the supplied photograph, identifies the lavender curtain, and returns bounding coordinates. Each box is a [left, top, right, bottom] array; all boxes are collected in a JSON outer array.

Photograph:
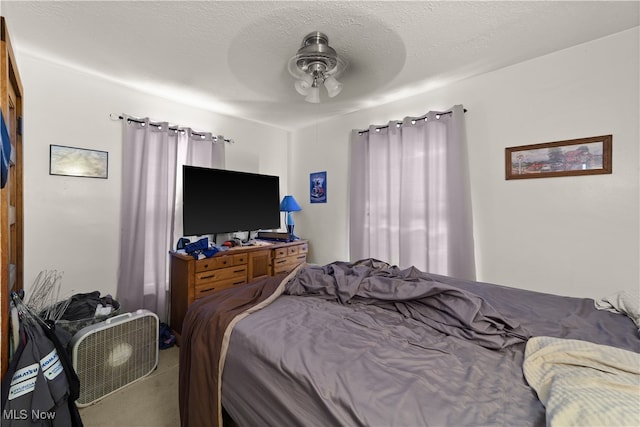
[[349, 105, 475, 280], [117, 117, 225, 321]]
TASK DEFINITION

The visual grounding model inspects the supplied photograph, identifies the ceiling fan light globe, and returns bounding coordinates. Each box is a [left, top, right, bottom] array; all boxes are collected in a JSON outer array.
[[324, 76, 343, 98], [294, 79, 311, 95], [304, 86, 320, 103]]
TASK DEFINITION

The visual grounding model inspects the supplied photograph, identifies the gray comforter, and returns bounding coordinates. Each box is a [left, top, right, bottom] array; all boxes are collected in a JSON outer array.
[[286, 259, 530, 349], [220, 260, 640, 426]]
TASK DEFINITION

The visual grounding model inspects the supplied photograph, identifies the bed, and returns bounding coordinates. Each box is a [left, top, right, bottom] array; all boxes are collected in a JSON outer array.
[[178, 259, 640, 427]]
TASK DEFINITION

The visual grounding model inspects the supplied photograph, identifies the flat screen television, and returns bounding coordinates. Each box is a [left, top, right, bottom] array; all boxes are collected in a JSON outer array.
[[182, 166, 281, 236]]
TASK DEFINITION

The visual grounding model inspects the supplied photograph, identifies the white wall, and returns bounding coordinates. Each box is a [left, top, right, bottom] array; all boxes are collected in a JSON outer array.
[[19, 54, 289, 299], [290, 28, 639, 299], [17, 28, 639, 302]]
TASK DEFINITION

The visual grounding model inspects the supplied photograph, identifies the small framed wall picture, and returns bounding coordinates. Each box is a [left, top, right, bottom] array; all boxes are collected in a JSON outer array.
[[505, 135, 612, 180], [310, 171, 327, 203], [50, 144, 109, 179]]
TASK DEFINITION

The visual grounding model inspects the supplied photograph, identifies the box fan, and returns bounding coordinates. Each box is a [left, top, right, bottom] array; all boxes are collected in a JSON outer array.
[[70, 309, 159, 406]]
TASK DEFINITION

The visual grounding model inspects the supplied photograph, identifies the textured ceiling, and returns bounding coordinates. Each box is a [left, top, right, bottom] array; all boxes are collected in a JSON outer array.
[[2, 1, 639, 130]]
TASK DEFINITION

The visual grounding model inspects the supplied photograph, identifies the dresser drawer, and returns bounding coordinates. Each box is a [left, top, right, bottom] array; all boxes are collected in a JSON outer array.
[[195, 256, 230, 272], [195, 265, 247, 285], [287, 246, 299, 256], [272, 256, 290, 268], [273, 264, 293, 275], [233, 253, 247, 265], [195, 253, 248, 273], [194, 276, 247, 299], [272, 254, 307, 274], [291, 254, 307, 265], [274, 247, 287, 258]]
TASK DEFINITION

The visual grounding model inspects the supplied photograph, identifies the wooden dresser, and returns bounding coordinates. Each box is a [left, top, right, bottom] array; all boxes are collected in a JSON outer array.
[[170, 240, 308, 336]]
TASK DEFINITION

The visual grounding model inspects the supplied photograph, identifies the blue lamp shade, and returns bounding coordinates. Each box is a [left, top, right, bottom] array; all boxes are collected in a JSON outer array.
[[280, 195, 302, 212], [280, 195, 302, 240]]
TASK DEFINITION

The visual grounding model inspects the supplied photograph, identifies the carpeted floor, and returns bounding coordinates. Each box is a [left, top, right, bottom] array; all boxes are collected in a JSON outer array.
[[78, 346, 180, 427]]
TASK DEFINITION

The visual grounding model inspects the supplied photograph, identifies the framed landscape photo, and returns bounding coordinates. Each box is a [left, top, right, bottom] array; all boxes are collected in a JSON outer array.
[[50, 144, 109, 179], [505, 135, 612, 180]]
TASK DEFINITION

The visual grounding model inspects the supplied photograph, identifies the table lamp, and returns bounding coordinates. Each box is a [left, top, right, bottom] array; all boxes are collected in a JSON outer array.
[[280, 195, 302, 241]]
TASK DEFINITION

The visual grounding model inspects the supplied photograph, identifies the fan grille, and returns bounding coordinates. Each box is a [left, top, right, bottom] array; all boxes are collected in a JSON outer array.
[[73, 313, 158, 406]]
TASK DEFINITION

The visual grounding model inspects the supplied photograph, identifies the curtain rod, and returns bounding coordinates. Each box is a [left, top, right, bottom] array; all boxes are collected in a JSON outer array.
[[110, 113, 234, 143], [356, 108, 467, 135]]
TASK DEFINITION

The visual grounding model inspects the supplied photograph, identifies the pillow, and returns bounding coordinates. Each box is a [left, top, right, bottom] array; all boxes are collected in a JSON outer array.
[[595, 289, 640, 330]]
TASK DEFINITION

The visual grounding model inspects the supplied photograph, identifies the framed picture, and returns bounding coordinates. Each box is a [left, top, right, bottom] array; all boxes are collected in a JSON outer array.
[[50, 144, 109, 179], [310, 171, 327, 203], [505, 135, 612, 180]]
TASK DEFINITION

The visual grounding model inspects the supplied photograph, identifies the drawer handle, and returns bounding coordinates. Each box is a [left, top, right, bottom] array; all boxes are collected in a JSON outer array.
[[233, 281, 244, 285], [203, 263, 209, 269], [275, 259, 286, 265], [296, 255, 306, 260], [201, 274, 216, 280], [233, 269, 244, 273], [199, 287, 215, 293]]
